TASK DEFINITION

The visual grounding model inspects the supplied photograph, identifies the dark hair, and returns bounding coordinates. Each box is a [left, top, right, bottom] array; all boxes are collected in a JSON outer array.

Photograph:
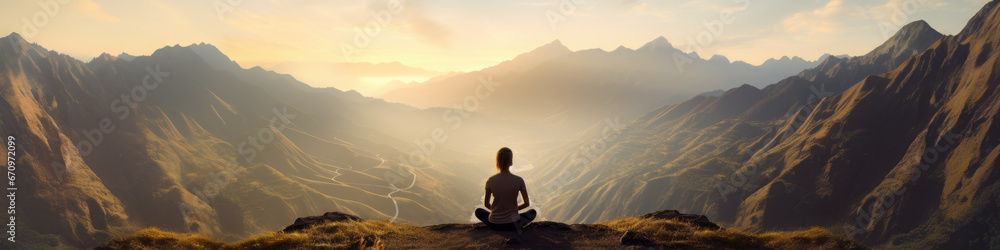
[[496, 147, 513, 172]]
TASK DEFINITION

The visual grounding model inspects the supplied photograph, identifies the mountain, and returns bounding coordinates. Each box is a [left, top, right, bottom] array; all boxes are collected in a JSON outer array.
[[481, 39, 574, 75], [637, 36, 673, 52], [524, 1, 999, 248], [739, 20, 944, 122], [97, 210, 867, 249], [733, 2, 1000, 248], [183, 42, 540, 160], [0, 34, 494, 248], [380, 37, 826, 142], [524, 16, 939, 237]]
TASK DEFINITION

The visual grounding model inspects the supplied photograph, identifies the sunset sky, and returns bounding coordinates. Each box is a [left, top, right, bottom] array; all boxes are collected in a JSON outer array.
[[1, 0, 989, 92]]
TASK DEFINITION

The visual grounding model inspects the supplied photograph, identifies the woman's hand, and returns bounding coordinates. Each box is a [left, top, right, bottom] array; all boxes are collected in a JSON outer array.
[[517, 186, 530, 210], [484, 187, 493, 210]]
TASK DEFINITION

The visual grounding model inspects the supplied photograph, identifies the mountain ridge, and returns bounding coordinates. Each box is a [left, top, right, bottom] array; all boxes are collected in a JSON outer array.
[[524, 16, 940, 229], [0, 32, 490, 248], [380, 36, 828, 144], [525, 2, 999, 249]]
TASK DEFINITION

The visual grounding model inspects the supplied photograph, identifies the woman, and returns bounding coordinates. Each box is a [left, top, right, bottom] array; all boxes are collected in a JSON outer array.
[[475, 147, 537, 231]]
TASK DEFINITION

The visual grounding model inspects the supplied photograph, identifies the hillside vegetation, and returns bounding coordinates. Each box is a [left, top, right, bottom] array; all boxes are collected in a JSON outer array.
[[97, 210, 866, 249]]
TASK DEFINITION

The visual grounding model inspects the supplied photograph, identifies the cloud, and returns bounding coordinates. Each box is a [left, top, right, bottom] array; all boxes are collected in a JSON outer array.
[[403, 17, 453, 48], [625, 2, 677, 22], [779, 0, 869, 41], [868, 0, 948, 21], [782, 0, 847, 34], [77, 0, 120, 23], [679, 1, 728, 11], [519, 1, 557, 7]]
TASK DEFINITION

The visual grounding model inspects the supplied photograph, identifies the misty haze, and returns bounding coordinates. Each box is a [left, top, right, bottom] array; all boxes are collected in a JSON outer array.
[[1, 0, 999, 249]]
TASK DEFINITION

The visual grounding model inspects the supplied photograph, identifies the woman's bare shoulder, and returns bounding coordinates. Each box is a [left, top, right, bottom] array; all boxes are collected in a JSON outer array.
[[511, 173, 525, 182], [485, 173, 503, 183]]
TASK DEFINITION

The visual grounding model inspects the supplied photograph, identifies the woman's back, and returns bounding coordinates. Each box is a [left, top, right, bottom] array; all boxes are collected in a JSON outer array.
[[474, 147, 535, 231], [485, 172, 525, 224]]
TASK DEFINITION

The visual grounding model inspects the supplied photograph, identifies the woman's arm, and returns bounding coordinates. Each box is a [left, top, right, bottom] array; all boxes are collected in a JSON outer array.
[[517, 186, 530, 210], [484, 187, 493, 210]]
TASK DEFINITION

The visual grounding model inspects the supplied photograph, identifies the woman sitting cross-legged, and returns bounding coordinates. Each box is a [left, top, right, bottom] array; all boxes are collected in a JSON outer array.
[[475, 147, 537, 231]]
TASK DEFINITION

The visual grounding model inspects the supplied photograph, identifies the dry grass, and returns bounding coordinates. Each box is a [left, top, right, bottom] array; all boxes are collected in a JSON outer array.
[[99, 228, 226, 249], [100, 217, 867, 249], [100, 220, 413, 249], [602, 217, 867, 249]]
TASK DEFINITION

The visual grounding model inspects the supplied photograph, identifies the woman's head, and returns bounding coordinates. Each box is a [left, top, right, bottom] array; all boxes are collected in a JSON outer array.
[[496, 147, 513, 172]]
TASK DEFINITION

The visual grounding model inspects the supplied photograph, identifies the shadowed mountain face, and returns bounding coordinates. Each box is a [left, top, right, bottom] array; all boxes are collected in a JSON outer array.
[[0, 35, 497, 248], [524, 3, 1000, 248], [380, 37, 826, 141]]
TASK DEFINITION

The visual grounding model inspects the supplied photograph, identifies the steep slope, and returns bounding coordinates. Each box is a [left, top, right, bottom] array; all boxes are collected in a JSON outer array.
[[525, 2, 998, 249], [187, 43, 537, 169], [522, 17, 946, 236], [526, 18, 943, 224], [734, 1, 1000, 248], [0, 35, 480, 248], [741, 20, 944, 122]]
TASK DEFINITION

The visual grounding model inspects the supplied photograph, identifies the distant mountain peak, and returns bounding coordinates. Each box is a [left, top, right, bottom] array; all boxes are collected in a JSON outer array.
[[638, 36, 674, 51], [733, 83, 760, 91], [613, 45, 632, 53], [536, 39, 571, 54], [546, 39, 565, 47], [761, 55, 810, 67], [95, 52, 117, 62], [863, 19, 943, 62], [185, 43, 244, 71], [480, 39, 573, 74], [709, 54, 730, 63], [817, 53, 833, 61], [3, 32, 29, 49], [187, 42, 224, 54], [117, 52, 137, 62], [903, 19, 932, 30], [688, 51, 701, 59], [4, 32, 24, 41], [515, 39, 572, 58], [891, 20, 940, 40]]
